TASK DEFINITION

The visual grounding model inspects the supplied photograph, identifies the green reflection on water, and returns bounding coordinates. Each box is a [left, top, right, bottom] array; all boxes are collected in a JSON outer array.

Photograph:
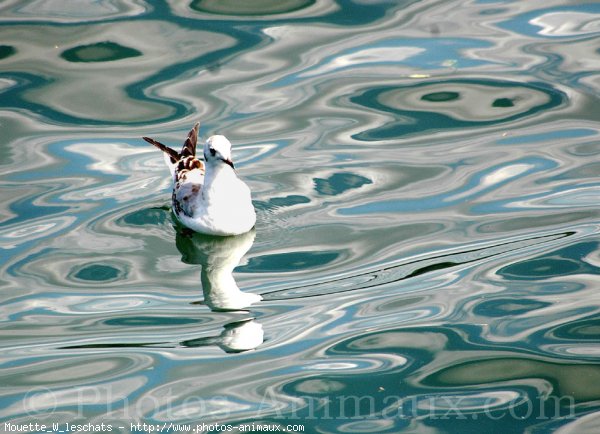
[[314, 173, 372, 196], [72, 264, 123, 282], [352, 79, 567, 140], [421, 91, 461, 102], [119, 207, 169, 226], [473, 299, 552, 317], [0, 45, 16, 60], [498, 242, 598, 280], [492, 97, 515, 107], [432, 358, 600, 401], [61, 41, 142, 63], [242, 251, 340, 272], [190, 0, 316, 16], [551, 317, 600, 341]]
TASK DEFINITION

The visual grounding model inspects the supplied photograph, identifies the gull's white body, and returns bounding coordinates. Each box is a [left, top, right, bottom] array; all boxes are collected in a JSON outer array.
[[175, 155, 256, 236], [144, 124, 256, 236]]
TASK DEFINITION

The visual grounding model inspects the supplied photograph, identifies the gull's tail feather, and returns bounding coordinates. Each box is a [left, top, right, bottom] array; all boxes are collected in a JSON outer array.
[[143, 136, 180, 164], [181, 122, 199, 159], [143, 123, 201, 177]]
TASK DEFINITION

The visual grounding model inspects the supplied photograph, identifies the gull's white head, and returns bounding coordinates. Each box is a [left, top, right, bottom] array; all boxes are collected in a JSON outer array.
[[204, 135, 234, 168]]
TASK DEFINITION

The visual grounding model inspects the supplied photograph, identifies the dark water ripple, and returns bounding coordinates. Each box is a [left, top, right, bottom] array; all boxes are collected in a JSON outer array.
[[1, 1, 600, 433], [350, 79, 568, 140]]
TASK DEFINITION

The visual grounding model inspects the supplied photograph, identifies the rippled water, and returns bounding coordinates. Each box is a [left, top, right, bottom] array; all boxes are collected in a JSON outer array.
[[1, 1, 600, 433]]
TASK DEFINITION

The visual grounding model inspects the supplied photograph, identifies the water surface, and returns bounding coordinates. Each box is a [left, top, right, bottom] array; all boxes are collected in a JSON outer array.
[[1, 1, 600, 433]]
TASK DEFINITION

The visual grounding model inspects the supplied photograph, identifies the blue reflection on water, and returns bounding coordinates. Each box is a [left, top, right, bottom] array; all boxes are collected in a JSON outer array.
[[340, 156, 557, 214]]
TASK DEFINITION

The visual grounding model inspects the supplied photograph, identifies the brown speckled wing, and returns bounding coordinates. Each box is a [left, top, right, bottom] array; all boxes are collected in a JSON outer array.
[[180, 122, 199, 159], [175, 156, 205, 183], [142, 136, 179, 164], [173, 157, 204, 217], [144, 123, 205, 219]]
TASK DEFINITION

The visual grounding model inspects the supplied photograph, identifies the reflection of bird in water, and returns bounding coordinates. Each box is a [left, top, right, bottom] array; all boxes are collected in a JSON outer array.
[[176, 228, 262, 311], [143, 123, 256, 236], [61, 318, 263, 354], [61, 226, 263, 354], [176, 228, 263, 352], [181, 319, 263, 353]]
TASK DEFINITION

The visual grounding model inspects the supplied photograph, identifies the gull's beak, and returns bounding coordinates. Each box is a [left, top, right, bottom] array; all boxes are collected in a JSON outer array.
[[222, 158, 235, 169]]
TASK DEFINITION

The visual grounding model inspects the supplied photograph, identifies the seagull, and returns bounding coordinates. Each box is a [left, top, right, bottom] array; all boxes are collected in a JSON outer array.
[[143, 123, 256, 236]]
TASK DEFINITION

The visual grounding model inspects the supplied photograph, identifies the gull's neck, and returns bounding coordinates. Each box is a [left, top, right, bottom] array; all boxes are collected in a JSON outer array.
[[205, 160, 235, 181], [203, 162, 237, 201]]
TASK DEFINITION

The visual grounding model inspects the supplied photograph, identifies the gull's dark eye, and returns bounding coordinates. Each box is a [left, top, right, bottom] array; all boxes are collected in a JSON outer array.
[[209, 148, 216, 157]]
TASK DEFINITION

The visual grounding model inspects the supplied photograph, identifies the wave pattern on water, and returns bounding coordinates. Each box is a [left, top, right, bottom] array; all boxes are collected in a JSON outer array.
[[1, 0, 600, 432]]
